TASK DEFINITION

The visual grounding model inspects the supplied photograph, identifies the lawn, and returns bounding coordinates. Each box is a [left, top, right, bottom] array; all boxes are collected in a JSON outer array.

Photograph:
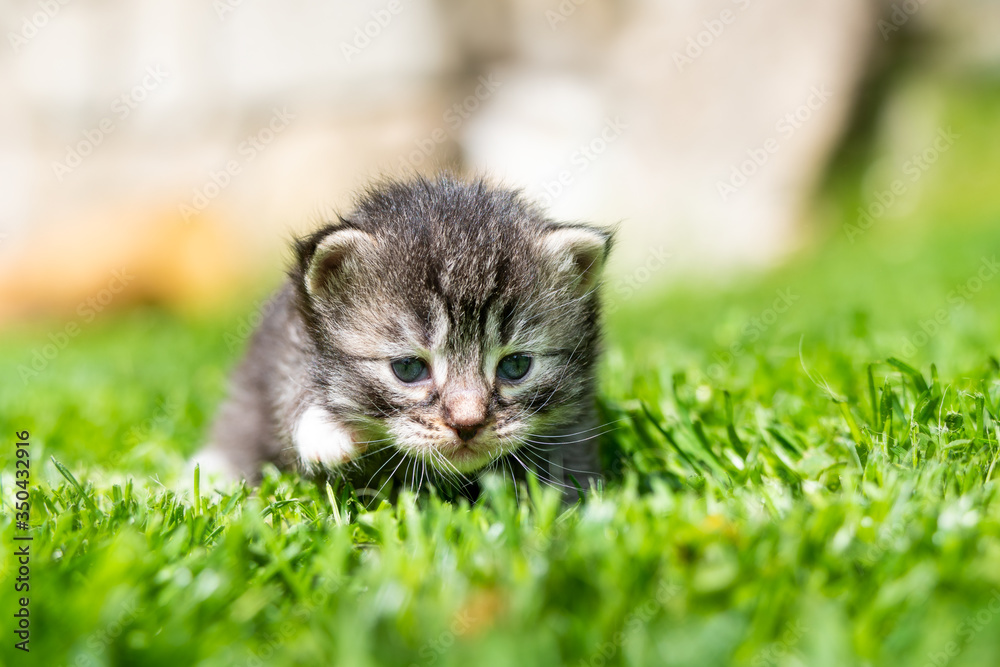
[[3, 85, 1000, 666]]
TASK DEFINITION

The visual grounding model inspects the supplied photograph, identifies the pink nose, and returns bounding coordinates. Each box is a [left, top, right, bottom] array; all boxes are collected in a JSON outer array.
[[443, 390, 487, 441]]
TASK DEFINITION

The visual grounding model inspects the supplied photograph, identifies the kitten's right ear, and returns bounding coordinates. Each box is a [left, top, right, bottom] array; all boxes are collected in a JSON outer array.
[[540, 224, 613, 295], [303, 227, 376, 297]]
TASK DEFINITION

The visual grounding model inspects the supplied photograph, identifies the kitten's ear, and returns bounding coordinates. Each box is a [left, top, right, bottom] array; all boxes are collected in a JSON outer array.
[[304, 227, 376, 297], [541, 225, 612, 294]]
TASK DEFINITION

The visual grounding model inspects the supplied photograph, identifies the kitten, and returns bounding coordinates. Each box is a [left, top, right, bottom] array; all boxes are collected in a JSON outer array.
[[194, 176, 612, 499]]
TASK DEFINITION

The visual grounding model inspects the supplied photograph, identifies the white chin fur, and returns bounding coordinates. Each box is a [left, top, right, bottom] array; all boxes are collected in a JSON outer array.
[[294, 405, 358, 468]]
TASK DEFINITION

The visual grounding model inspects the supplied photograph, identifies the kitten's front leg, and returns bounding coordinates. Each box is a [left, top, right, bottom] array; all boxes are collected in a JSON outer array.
[[293, 405, 364, 470]]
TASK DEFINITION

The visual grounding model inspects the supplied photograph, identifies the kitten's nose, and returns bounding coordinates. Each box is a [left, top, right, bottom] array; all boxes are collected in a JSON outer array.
[[443, 390, 487, 442], [452, 423, 482, 442]]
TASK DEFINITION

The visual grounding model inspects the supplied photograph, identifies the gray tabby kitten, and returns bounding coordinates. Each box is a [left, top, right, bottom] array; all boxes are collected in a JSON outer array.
[[195, 176, 611, 499]]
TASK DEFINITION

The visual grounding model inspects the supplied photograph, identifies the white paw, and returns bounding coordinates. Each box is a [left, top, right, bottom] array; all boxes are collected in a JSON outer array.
[[294, 406, 359, 468]]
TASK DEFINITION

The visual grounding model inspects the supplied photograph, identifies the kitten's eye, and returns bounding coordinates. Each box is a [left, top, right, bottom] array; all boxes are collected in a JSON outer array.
[[497, 353, 532, 382], [391, 357, 430, 383]]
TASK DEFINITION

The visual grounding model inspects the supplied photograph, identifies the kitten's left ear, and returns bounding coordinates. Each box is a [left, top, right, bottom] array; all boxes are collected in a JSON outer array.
[[541, 225, 613, 294]]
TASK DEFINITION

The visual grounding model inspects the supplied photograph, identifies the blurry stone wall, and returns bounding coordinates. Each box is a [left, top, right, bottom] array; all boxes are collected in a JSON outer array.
[[1, 0, 996, 319]]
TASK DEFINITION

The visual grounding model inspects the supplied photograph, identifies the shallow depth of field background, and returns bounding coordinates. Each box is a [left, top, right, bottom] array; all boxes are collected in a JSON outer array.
[[1, 0, 998, 318], [3, 1, 1000, 666]]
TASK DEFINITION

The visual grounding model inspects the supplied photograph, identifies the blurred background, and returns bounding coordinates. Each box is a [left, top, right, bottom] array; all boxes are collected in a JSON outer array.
[[1, 0, 999, 321]]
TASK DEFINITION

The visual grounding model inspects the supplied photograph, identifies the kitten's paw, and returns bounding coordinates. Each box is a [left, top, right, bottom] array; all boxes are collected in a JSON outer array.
[[294, 405, 362, 468]]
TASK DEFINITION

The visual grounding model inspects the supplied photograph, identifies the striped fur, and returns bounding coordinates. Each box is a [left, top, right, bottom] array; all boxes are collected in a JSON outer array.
[[197, 175, 612, 497]]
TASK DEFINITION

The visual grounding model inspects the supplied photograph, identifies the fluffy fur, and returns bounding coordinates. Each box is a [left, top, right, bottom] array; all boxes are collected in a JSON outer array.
[[195, 176, 612, 499]]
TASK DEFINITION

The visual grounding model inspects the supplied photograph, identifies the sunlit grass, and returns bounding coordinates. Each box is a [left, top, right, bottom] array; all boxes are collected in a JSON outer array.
[[3, 77, 1000, 666], [1, 211, 999, 666]]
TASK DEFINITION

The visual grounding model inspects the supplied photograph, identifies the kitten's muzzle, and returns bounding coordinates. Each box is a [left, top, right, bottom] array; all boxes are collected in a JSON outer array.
[[442, 389, 488, 443]]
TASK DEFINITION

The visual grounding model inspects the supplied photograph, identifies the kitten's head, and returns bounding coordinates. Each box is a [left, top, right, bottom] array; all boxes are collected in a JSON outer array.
[[292, 176, 611, 474]]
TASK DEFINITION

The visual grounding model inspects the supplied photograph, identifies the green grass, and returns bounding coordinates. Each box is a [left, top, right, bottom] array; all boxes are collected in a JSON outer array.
[[2, 218, 999, 667], [3, 81, 1000, 667]]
